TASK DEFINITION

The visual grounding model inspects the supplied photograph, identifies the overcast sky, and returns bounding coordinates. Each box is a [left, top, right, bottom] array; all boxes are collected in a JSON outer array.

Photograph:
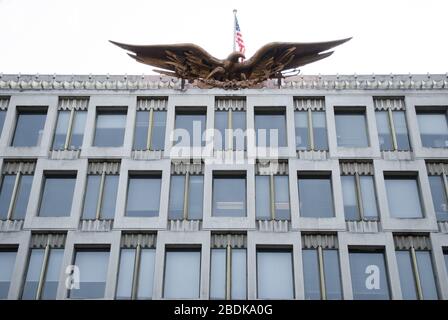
[[0, 0, 447, 76]]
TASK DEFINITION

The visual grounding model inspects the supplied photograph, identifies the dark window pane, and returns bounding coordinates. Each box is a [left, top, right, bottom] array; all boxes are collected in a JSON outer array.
[[151, 111, 166, 150], [134, 111, 149, 150], [12, 175, 33, 220], [255, 112, 287, 147], [214, 111, 227, 150], [396, 250, 418, 300], [298, 176, 334, 217], [0, 251, 16, 299], [385, 177, 423, 218], [22, 249, 45, 300], [231, 249, 246, 299], [174, 112, 206, 147], [82, 175, 101, 220], [257, 250, 294, 299], [213, 176, 246, 217], [417, 113, 448, 148], [70, 250, 109, 299], [69, 111, 86, 149], [375, 111, 393, 151], [335, 112, 369, 147], [416, 251, 438, 300], [393, 111, 410, 150], [137, 249, 155, 299], [12, 111, 47, 147], [188, 175, 203, 220], [444, 252, 448, 275], [116, 249, 135, 299], [0, 110, 6, 137], [0, 175, 15, 220], [313, 111, 328, 150], [429, 175, 448, 221], [341, 175, 359, 220], [360, 176, 379, 220], [255, 176, 270, 220], [303, 249, 321, 300], [126, 175, 161, 217], [232, 111, 246, 151], [349, 251, 390, 300], [274, 176, 290, 220], [295, 111, 308, 150], [52, 111, 70, 150], [93, 111, 126, 147], [324, 250, 342, 299], [39, 175, 76, 217], [210, 248, 226, 299], [168, 175, 185, 220], [41, 249, 63, 300], [101, 175, 118, 219]]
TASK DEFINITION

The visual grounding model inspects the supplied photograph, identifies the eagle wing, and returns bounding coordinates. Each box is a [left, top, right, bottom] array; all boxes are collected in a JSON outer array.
[[239, 37, 352, 80], [109, 40, 224, 80]]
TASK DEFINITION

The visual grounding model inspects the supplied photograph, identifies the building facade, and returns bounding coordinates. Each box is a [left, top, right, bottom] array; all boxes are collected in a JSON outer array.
[[0, 73, 448, 300]]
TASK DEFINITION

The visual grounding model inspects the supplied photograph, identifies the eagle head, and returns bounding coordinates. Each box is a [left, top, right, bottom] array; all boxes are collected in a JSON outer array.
[[226, 51, 246, 63]]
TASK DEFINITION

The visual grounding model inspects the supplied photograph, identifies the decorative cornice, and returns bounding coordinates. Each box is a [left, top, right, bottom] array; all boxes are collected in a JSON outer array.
[[0, 73, 447, 91]]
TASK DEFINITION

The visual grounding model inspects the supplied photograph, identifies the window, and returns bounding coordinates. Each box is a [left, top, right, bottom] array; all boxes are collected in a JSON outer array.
[[174, 109, 207, 147], [38, 173, 76, 217], [168, 173, 204, 220], [134, 110, 167, 150], [69, 249, 109, 299], [385, 175, 423, 218], [417, 110, 448, 148], [0, 164, 34, 220], [214, 110, 246, 150], [212, 173, 246, 217], [255, 109, 287, 147], [93, 109, 127, 147], [444, 250, 448, 275], [210, 247, 246, 299], [82, 172, 119, 220], [256, 175, 290, 220], [0, 249, 16, 299], [0, 110, 6, 137], [396, 249, 438, 300], [295, 111, 328, 151], [125, 173, 161, 217], [341, 173, 378, 221], [349, 249, 390, 300], [12, 108, 47, 147], [116, 245, 156, 300], [428, 174, 448, 221], [376, 110, 410, 151], [303, 248, 342, 300], [22, 247, 64, 300], [335, 110, 369, 147], [53, 110, 87, 150], [298, 174, 334, 218], [257, 249, 294, 299], [163, 249, 201, 299]]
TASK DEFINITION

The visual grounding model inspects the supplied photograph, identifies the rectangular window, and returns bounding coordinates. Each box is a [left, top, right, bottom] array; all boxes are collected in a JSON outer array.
[[428, 174, 448, 221], [214, 110, 246, 150], [349, 249, 390, 300], [0, 169, 33, 220], [256, 175, 290, 220], [134, 110, 167, 150], [295, 111, 328, 151], [255, 109, 287, 147], [376, 110, 410, 151], [444, 250, 448, 275], [396, 249, 438, 300], [210, 247, 246, 299], [82, 174, 119, 220], [417, 111, 448, 148], [385, 175, 423, 218], [0, 110, 6, 136], [0, 249, 17, 299], [116, 247, 156, 300], [168, 173, 204, 220], [341, 174, 378, 221], [298, 174, 334, 218], [257, 249, 294, 299], [125, 173, 161, 217], [22, 247, 64, 300], [163, 249, 201, 299], [335, 110, 369, 147], [69, 249, 109, 299], [52, 110, 87, 150], [38, 173, 76, 217], [303, 248, 342, 300], [93, 109, 127, 147], [212, 173, 246, 217], [12, 108, 47, 147], [174, 109, 207, 147]]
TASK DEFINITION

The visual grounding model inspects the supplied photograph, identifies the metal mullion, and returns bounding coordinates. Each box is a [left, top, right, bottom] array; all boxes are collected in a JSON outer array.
[[131, 244, 142, 300], [95, 171, 106, 220], [183, 172, 190, 220], [307, 109, 315, 150], [146, 109, 154, 150], [35, 243, 51, 300], [355, 173, 365, 220], [317, 246, 326, 300], [410, 246, 424, 300], [64, 108, 75, 150], [387, 108, 398, 151], [226, 244, 232, 300]]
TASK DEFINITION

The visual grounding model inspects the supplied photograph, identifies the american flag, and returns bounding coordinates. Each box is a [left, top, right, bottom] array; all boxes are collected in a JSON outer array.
[[234, 15, 246, 56]]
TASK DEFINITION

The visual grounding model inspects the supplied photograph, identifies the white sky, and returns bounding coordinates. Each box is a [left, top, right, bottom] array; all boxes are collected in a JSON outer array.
[[0, 0, 447, 75]]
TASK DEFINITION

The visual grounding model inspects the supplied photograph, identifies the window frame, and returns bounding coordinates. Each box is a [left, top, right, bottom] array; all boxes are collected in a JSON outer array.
[[294, 109, 328, 151], [125, 172, 162, 217], [297, 172, 335, 218], [255, 174, 290, 221], [212, 172, 247, 217], [133, 109, 167, 151], [416, 108, 448, 148], [93, 107, 127, 147], [11, 106, 47, 147], [37, 172, 77, 218], [174, 108, 207, 148], [334, 108, 370, 148], [254, 108, 288, 148], [168, 172, 204, 221]]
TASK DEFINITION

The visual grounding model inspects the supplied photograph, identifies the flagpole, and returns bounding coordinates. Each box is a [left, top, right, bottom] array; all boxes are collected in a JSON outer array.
[[233, 9, 237, 52]]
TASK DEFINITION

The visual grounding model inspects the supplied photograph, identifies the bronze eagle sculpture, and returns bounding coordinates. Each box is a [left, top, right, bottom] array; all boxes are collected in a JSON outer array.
[[109, 37, 351, 89]]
